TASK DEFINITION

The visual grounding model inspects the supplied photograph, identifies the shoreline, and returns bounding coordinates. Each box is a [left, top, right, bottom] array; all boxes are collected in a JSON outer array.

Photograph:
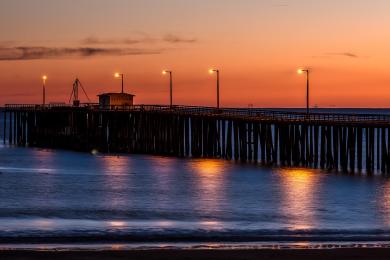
[[2, 241, 390, 250], [2, 248, 390, 260]]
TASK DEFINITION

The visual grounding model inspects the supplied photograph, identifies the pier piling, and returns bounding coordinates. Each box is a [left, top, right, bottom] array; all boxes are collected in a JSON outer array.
[[4, 104, 390, 174]]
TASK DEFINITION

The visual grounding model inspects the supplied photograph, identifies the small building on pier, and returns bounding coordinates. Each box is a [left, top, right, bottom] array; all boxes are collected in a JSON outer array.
[[98, 92, 135, 108]]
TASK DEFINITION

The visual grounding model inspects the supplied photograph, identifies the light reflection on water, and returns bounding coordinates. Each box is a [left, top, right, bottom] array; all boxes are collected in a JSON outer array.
[[99, 155, 132, 209], [100, 155, 133, 175], [190, 160, 226, 228], [380, 180, 390, 226], [279, 169, 320, 230], [108, 221, 127, 228], [1, 146, 390, 241], [33, 219, 56, 230]]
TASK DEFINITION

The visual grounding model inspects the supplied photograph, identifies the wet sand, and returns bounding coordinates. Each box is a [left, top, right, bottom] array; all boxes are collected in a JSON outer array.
[[2, 249, 390, 260]]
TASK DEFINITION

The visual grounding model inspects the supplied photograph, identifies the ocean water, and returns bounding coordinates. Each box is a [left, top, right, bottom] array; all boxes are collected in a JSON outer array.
[[1, 108, 390, 248], [1, 145, 390, 245]]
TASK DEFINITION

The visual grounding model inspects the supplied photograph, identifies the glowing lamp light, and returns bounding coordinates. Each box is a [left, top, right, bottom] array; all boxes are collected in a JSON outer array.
[[162, 70, 167, 75], [42, 75, 47, 80], [297, 68, 310, 114], [209, 69, 215, 74], [298, 68, 309, 75], [114, 73, 124, 93]]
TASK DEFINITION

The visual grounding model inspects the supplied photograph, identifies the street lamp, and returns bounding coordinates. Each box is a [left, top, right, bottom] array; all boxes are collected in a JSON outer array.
[[42, 75, 47, 106], [298, 68, 310, 114], [162, 70, 173, 107], [114, 73, 124, 93], [209, 69, 220, 109]]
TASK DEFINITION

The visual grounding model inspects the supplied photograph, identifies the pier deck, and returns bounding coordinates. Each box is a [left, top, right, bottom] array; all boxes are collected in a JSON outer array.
[[4, 104, 390, 174]]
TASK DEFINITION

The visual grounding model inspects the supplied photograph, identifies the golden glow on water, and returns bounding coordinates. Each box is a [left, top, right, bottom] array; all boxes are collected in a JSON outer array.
[[194, 160, 224, 175], [111, 244, 126, 250], [190, 160, 227, 224], [108, 221, 126, 228], [199, 220, 223, 229], [279, 168, 321, 230], [100, 155, 132, 176]]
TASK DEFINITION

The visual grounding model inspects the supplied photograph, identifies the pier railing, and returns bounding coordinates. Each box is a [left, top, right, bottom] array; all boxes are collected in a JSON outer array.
[[5, 104, 390, 125], [4, 103, 390, 174]]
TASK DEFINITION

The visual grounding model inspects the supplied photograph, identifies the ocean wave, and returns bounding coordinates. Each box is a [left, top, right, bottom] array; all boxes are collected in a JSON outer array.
[[3, 241, 390, 250], [1, 227, 390, 244]]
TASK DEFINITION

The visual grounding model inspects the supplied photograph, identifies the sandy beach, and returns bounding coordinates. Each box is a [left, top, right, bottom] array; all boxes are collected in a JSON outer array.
[[1, 249, 390, 260]]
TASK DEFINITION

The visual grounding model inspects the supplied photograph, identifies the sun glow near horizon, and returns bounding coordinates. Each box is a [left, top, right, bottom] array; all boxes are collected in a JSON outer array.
[[1, 0, 390, 107]]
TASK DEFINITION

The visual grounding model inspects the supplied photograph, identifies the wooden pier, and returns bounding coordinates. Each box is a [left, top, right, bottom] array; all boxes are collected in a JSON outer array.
[[3, 104, 390, 174]]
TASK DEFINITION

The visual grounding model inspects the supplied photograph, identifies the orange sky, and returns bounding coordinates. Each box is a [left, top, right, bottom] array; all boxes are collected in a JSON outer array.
[[1, 0, 390, 107]]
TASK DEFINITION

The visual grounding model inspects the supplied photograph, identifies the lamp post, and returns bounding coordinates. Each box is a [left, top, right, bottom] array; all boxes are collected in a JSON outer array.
[[115, 73, 124, 93], [298, 68, 310, 114], [42, 75, 47, 106], [209, 69, 220, 109], [162, 70, 173, 107]]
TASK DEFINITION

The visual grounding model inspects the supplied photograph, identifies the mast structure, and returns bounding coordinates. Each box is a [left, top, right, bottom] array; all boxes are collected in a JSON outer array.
[[69, 78, 91, 106]]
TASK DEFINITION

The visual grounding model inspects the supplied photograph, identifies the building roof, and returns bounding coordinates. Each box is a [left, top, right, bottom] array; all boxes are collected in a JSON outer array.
[[98, 92, 135, 97]]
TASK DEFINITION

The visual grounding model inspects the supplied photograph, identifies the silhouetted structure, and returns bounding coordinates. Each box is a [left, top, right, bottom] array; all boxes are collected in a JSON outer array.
[[69, 78, 91, 107], [3, 104, 390, 174], [98, 93, 135, 108]]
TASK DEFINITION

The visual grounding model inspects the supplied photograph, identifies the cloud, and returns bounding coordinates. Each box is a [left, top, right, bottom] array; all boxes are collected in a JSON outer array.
[[81, 34, 197, 45], [0, 33, 197, 61], [163, 34, 197, 43], [325, 52, 359, 58], [81, 36, 156, 45], [0, 46, 162, 61]]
